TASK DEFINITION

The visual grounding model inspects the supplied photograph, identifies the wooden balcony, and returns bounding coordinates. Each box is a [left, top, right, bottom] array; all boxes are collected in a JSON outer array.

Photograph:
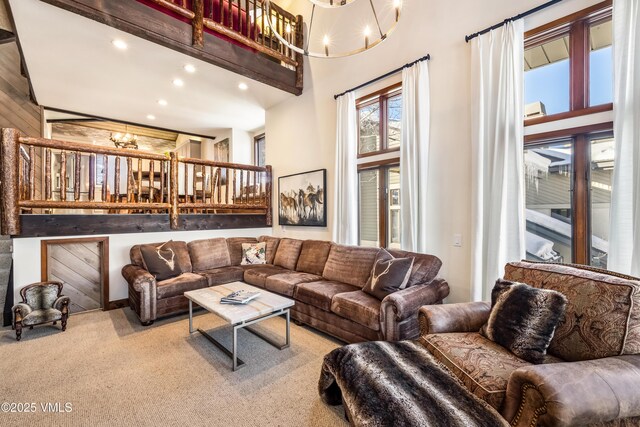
[[0, 128, 273, 237], [37, 0, 303, 95]]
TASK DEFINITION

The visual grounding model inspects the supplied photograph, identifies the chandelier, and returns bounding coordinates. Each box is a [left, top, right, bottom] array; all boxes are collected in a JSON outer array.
[[263, 0, 403, 58], [110, 127, 138, 149]]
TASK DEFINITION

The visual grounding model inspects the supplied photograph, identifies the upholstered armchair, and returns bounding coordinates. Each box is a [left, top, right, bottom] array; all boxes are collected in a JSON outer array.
[[12, 281, 70, 341], [419, 262, 640, 426]]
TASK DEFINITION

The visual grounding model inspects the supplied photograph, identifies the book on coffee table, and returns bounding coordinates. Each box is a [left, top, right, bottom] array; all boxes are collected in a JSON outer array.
[[220, 290, 261, 305]]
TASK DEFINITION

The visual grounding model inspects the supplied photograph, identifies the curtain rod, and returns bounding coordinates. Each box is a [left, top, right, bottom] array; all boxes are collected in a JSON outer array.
[[464, 0, 563, 43], [333, 54, 431, 100]]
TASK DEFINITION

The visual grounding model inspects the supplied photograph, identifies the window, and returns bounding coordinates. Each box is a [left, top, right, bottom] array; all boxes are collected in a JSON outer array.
[[524, 130, 614, 268], [358, 84, 402, 156], [356, 84, 402, 248], [358, 165, 402, 249], [524, 2, 612, 122], [254, 133, 265, 167], [523, 2, 614, 268]]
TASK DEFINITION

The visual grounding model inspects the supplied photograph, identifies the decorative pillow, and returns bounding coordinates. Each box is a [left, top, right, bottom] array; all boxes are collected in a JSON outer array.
[[241, 242, 267, 265], [480, 279, 567, 364], [363, 248, 414, 300], [140, 241, 182, 281]]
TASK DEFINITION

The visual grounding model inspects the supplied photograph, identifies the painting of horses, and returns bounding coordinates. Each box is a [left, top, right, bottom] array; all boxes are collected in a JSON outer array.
[[278, 169, 327, 227]]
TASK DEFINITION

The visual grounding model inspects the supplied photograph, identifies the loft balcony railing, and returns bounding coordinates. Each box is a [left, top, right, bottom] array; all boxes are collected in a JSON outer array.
[[143, 0, 303, 87], [0, 128, 272, 236]]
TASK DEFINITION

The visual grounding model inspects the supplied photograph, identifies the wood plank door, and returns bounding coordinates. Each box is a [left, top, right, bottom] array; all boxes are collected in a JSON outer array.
[[41, 237, 109, 313]]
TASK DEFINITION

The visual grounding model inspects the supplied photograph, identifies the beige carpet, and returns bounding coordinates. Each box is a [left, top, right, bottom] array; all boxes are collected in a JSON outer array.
[[0, 308, 349, 427]]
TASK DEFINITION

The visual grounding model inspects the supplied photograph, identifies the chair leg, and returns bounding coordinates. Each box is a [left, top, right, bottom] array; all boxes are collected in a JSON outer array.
[[61, 313, 68, 331], [15, 322, 22, 341]]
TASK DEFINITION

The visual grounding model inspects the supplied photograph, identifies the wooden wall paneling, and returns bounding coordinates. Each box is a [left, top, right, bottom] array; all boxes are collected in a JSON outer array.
[[21, 214, 268, 238], [0, 42, 41, 137], [41, 236, 109, 312]]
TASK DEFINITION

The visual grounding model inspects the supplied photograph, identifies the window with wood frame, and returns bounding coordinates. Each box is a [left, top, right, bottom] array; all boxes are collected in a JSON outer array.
[[254, 133, 265, 167], [524, 127, 614, 268], [357, 83, 402, 156], [356, 83, 402, 249], [524, 1, 612, 124], [523, 1, 614, 268]]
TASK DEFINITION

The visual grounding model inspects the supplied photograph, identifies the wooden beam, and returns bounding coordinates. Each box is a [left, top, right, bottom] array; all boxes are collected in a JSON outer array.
[[37, 0, 301, 95], [17, 214, 270, 238]]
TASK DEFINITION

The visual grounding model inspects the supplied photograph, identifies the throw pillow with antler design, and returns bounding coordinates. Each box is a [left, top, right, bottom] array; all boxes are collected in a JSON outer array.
[[140, 240, 182, 281], [363, 248, 415, 300]]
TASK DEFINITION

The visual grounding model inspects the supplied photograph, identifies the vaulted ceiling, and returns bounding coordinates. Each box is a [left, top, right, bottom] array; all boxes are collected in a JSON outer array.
[[9, 0, 294, 137]]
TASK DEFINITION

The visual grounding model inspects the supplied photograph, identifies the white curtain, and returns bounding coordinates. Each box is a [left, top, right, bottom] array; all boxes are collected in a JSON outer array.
[[470, 20, 526, 301], [332, 92, 358, 245], [609, 0, 640, 276], [400, 61, 431, 252]]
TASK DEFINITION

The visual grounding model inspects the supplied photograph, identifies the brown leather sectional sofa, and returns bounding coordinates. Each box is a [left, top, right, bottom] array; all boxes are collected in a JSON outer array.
[[122, 236, 449, 342]]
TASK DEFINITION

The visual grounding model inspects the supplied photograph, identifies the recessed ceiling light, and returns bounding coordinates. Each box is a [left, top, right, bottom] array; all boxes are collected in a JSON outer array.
[[158, 99, 168, 106], [111, 39, 128, 50], [184, 64, 196, 73], [238, 82, 249, 91], [173, 78, 184, 87], [147, 114, 156, 120]]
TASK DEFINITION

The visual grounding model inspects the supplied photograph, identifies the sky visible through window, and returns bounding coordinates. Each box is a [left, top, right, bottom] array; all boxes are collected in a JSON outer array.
[[525, 46, 612, 114]]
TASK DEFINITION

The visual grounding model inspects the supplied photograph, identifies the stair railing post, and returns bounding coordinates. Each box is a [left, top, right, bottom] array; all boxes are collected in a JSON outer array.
[[265, 165, 273, 226], [1, 128, 21, 236], [193, 0, 204, 47], [169, 152, 179, 229]]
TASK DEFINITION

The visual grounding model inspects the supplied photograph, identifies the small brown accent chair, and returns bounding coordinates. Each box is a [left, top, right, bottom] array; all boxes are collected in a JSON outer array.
[[12, 281, 70, 341]]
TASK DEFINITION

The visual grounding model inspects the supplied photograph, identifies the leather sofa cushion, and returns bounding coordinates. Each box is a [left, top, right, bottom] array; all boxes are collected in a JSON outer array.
[[322, 244, 379, 288], [294, 280, 359, 312], [198, 266, 245, 286], [388, 249, 442, 287], [331, 290, 381, 331], [258, 236, 281, 264], [273, 238, 304, 270], [505, 261, 640, 362], [265, 272, 323, 297], [227, 237, 259, 266], [131, 241, 192, 273], [156, 273, 208, 299], [423, 332, 563, 411], [188, 238, 230, 271], [244, 265, 289, 288], [296, 240, 332, 276]]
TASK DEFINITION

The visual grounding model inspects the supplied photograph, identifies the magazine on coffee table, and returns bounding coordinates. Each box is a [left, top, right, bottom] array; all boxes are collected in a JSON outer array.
[[220, 290, 261, 305]]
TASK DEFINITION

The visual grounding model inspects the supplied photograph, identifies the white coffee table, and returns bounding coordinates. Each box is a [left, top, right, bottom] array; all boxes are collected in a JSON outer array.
[[185, 282, 294, 371]]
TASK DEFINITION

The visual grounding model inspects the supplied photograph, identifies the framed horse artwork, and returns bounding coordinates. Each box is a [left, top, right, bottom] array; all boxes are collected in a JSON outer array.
[[278, 169, 327, 227]]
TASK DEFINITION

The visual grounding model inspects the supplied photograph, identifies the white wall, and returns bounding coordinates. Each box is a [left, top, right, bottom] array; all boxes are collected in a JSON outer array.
[[266, 0, 597, 303], [13, 228, 271, 304], [231, 129, 253, 164]]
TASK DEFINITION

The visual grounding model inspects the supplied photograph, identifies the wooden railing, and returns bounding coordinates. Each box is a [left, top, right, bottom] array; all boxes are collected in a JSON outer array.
[[145, 0, 303, 88], [0, 129, 272, 235]]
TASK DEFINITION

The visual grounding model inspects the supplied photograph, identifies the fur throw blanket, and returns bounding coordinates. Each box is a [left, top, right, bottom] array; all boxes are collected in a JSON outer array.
[[319, 340, 509, 427]]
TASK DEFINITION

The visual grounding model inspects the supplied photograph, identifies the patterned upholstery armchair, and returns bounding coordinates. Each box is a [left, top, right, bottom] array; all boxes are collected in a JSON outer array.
[[12, 281, 70, 341]]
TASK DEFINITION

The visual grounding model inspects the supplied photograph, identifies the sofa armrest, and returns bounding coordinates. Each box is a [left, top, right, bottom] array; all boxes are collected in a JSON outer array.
[[418, 301, 491, 335], [379, 278, 450, 341], [121, 264, 157, 324], [502, 355, 640, 427]]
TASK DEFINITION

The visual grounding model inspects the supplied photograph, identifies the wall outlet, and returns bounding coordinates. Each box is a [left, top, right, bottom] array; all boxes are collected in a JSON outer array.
[[453, 234, 463, 247]]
